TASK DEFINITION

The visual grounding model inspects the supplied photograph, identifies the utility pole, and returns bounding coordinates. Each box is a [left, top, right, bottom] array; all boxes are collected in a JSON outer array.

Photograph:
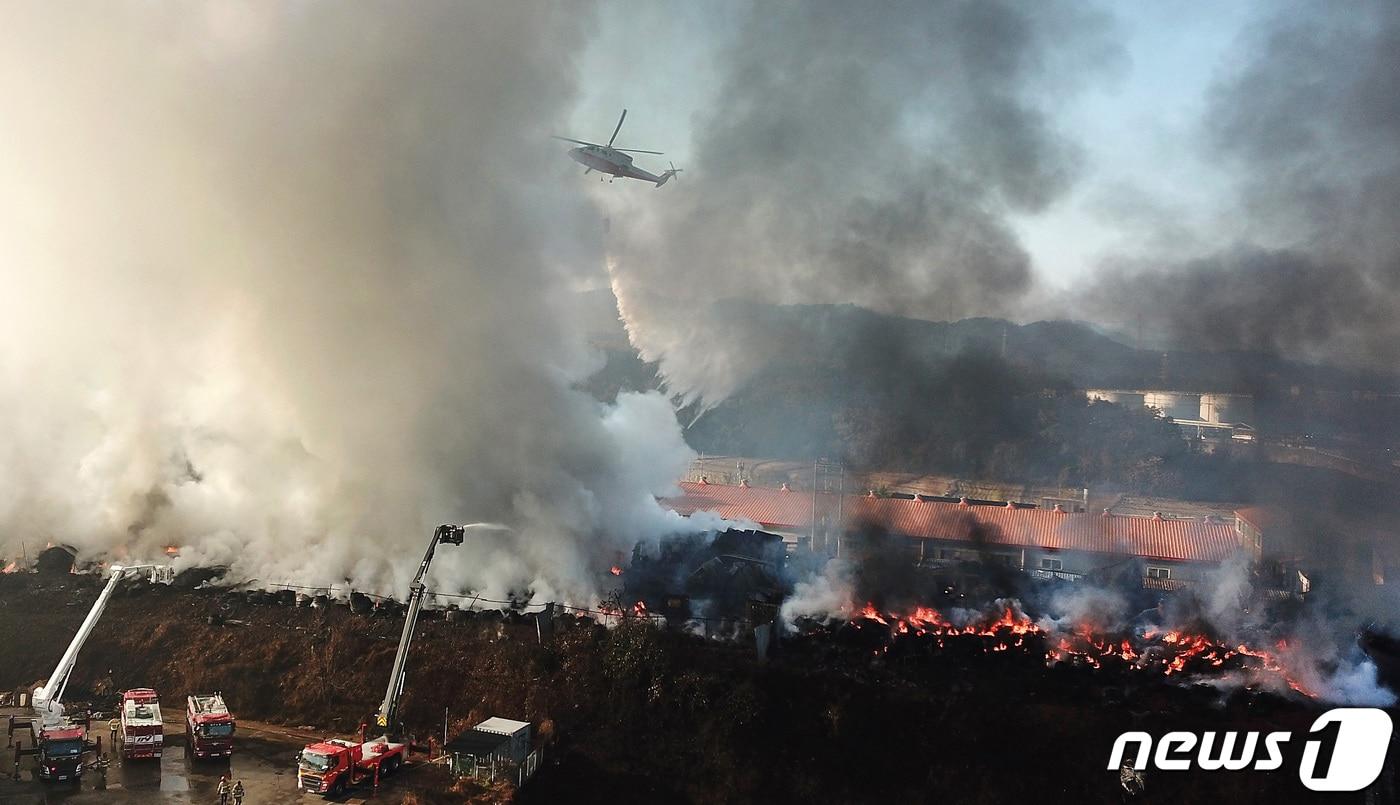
[[836, 466, 845, 557], [812, 458, 843, 556]]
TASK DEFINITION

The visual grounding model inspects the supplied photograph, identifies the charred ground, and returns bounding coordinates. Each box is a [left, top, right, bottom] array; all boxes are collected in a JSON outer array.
[[1, 573, 1389, 804]]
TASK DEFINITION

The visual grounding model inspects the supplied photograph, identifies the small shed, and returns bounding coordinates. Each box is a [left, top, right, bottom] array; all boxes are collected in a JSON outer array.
[[446, 729, 511, 762], [473, 717, 531, 763], [446, 717, 537, 784]]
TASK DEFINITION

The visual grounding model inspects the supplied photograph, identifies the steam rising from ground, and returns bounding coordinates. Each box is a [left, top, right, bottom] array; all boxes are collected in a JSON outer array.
[[0, 3, 696, 601]]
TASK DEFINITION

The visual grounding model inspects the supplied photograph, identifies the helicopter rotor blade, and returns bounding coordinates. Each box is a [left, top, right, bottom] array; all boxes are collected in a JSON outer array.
[[607, 109, 627, 147], [552, 135, 600, 147], [614, 148, 664, 155]]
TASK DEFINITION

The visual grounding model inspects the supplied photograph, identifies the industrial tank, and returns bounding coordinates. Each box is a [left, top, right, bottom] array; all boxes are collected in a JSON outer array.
[[1143, 391, 1201, 421], [1198, 393, 1254, 425], [1086, 389, 1145, 409]]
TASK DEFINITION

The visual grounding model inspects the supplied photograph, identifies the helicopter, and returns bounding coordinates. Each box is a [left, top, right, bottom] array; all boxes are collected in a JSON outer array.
[[554, 109, 682, 188]]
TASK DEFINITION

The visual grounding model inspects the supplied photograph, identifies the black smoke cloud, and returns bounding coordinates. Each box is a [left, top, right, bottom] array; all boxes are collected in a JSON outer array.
[[603, 1, 1124, 405], [1083, 1, 1400, 367]]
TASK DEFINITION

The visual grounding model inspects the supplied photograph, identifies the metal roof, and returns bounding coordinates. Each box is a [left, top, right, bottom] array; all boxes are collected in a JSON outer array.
[[662, 482, 1243, 564], [474, 717, 530, 736]]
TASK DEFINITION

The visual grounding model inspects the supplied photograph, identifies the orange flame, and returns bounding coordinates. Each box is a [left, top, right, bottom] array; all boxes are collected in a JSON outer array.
[[609, 565, 623, 576], [840, 602, 1317, 698], [1, 561, 18, 573]]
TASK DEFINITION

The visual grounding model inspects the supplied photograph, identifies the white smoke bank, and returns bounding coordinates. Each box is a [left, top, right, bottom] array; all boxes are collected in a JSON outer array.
[[1198, 553, 1262, 634], [0, 2, 695, 604], [1311, 660, 1396, 707], [1036, 584, 1130, 635], [780, 559, 855, 626]]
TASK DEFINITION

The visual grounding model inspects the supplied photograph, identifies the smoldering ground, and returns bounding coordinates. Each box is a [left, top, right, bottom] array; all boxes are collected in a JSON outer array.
[[778, 527, 1394, 706]]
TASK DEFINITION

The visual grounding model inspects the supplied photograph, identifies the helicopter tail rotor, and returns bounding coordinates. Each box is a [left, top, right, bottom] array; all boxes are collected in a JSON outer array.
[[655, 161, 683, 188]]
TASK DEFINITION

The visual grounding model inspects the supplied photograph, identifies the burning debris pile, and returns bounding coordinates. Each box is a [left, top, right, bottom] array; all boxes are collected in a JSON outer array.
[[789, 599, 1318, 698], [760, 521, 1399, 706], [617, 528, 789, 629]]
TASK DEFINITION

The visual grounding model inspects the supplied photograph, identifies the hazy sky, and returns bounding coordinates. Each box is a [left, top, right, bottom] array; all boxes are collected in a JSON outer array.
[[572, 1, 1259, 287]]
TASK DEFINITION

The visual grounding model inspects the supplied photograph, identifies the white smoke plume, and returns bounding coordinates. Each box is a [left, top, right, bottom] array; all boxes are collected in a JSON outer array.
[[779, 558, 856, 625], [0, 3, 697, 603]]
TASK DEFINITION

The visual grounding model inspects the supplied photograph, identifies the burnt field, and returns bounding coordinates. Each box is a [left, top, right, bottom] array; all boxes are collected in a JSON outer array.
[[0, 572, 1392, 804]]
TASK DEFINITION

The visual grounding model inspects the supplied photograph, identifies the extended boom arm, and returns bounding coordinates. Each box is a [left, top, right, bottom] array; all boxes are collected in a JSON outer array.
[[374, 525, 465, 733], [33, 563, 161, 728]]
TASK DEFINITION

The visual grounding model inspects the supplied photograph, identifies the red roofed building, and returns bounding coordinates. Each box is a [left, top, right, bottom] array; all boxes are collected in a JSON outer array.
[[662, 481, 1253, 585]]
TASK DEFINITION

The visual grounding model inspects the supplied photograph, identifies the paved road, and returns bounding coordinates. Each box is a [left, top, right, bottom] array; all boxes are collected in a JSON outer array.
[[0, 709, 419, 804]]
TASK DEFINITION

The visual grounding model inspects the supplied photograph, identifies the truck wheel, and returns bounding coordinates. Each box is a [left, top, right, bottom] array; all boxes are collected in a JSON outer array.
[[329, 778, 345, 798], [383, 756, 398, 776]]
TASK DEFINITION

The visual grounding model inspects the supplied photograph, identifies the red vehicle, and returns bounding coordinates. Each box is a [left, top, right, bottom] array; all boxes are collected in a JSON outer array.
[[295, 525, 466, 798], [118, 689, 163, 760], [297, 734, 406, 797], [27, 564, 170, 782], [30, 723, 85, 781], [186, 693, 235, 759]]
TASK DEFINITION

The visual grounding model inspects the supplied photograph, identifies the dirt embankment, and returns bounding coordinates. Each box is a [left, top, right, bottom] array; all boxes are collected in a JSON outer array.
[[0, 574, 1378, 804]]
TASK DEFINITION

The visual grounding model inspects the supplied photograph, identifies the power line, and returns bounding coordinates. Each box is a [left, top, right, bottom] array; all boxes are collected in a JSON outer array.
[[255, 579, 765, 626]]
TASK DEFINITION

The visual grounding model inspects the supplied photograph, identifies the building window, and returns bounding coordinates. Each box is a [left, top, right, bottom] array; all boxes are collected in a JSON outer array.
[[1147, 566, 1172, 580], [1039, 558, 1063, 571]]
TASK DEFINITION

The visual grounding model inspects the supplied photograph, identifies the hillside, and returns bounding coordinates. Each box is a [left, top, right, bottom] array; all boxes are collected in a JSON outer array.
[[585, 302, 1400, 500], [0, 573, 1359, 804]]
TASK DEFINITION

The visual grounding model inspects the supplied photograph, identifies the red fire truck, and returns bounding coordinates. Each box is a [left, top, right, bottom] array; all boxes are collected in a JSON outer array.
[[118, 689, 163, 760], [186, 693, 235, 759], [297, 524, 466, 797], [30, 723, 85, 781], [297, 733, 406, 797], [25, 564, 169, 781]]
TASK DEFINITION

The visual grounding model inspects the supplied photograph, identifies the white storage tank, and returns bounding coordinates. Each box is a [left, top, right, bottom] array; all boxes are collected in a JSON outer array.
[[1086, 389, 1145, 409], [1198, 393, 1254, 425], [1143, 391, 1200, 421]]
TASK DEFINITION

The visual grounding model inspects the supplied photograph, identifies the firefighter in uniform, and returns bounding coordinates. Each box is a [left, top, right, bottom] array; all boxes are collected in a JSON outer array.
[[217, 775, 230, 805], [232, 779, 245, 805]]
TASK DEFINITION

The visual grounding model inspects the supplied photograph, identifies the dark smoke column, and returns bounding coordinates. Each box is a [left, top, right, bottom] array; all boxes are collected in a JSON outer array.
[[603, 0, 1124, 407]]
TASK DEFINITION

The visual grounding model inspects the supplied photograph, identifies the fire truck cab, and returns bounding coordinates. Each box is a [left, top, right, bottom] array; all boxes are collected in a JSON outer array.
[[297, 735, 405, 797], [186, 693, 235, 759], [118, 689, 163, 760], [32, 723, 85, 781]]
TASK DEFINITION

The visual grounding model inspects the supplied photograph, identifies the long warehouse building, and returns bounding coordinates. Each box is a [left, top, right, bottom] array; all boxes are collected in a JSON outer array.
[[661, 481, 1255, 585]]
